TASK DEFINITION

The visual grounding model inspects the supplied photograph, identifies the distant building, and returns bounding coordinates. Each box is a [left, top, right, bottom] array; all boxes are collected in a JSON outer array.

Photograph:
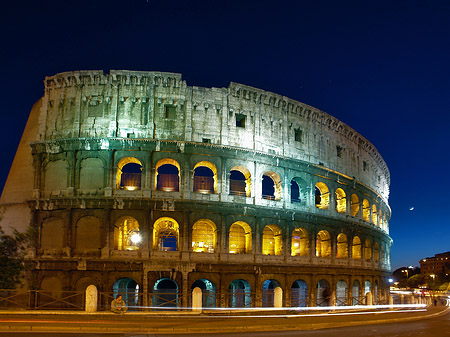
[[420, 252, 450, 275]]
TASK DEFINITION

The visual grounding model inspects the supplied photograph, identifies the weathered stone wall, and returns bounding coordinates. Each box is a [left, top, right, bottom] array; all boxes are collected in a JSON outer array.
[[39, 70, 389, 202]]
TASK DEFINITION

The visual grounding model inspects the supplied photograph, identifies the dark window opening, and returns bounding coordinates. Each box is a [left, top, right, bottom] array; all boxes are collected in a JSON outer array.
[[194, 166, 214, 194], [363, 161, 368, 171], [229, 170, 246, 196], [120, 163, 142, 190], [291, 180, 300, 203], [336, 145, 343, 158], [262, 175, 275, 200], [295, 129, 303, 142], [157, 164, 179, 191], [165, 105, 176, 119], [236, 114, 246, 128], [158, 230, 178, 251], [202, 138, 211, 144]]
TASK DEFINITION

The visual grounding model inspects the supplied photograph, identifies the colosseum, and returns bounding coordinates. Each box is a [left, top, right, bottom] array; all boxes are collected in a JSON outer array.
[[0, 70, 392, 309]]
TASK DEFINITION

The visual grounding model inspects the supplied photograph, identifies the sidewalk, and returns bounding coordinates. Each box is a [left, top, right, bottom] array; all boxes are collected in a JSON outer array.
[[0, 304, 448, 334]]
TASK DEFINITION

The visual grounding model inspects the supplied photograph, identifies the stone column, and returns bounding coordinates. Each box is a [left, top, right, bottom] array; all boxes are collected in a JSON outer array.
[[274, 287, 283, 308], [85, 285, 98, 312], [192, 287, 202, 312]]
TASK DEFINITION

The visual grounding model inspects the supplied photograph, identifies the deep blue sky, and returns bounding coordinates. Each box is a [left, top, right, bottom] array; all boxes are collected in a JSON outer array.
[[1, 0, 449, 270]]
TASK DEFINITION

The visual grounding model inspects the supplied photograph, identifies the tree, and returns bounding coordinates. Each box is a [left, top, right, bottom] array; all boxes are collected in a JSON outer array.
[[0, 226, 34, 289], [407, 274, 426, 288]]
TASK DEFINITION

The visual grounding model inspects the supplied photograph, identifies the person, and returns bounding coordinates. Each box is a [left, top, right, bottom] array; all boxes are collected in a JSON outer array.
[[111, 295, 128, 314]]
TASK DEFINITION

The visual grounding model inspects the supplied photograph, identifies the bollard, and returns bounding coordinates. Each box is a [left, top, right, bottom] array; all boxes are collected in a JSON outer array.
[[192, 287, 202, 312], [85, 285, 98, 313], [389, 295, 393, 307], [400, 294, 404, 304], [274, 287, 283, 308], [365, 292, 373, 306]]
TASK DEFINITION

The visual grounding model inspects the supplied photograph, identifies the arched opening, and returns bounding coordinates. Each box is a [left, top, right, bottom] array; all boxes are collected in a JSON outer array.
[[364, 280, 372, 300], [191, 279, 216, 308], [362, 199, 370, 221], [352, 280, 360, 305], [335, 188, 346, 214], [352, 236, 362, 259], [374, 242, 379, 263], [193, 161, 217, 194], [372, 204, 378, 226], [113, 216, 141, 251], [192, 219, 216, 253], [262, 171, 282, 201], [315, 182, 329, 209], [378, 209, 383, 228], [316, 279, 331, 307], [229, 221, 252, 254], [350, 194, 360, 217], [262, 279, 281, 307], [291, 227, 309, 257], [364, 238, 372, 261], [291, 279, 308, 307], [80, 158, 104, 189], [153, 217, 179, 251], [228, 279, 251, 308], [262, 224, 282, 255], [116, 157, 142, 191], [156, 164, 180, 192], [229, 166, 251, 197], [153, 278, 178, 308], [75, 216, 102, 251], [41, 218, 64, 250], [291, 180, 300, 203], [336, 233, 348, 259], [315, 230, 331, 258], [113, 277, 139, 310], [336, 280, 348, 306]]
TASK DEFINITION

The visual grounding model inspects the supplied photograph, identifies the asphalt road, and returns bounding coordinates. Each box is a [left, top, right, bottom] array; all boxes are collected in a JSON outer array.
[[0, 309, 449, 337]]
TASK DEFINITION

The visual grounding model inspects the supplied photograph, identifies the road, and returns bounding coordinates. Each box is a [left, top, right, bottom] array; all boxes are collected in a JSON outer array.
[[0, 306, 448, 336]]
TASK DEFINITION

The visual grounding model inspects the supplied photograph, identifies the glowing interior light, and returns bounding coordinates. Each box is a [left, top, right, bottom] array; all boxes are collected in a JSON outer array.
[[293, 242, 299, 247], [199, 242, 204, 248], [130, 233, 141, 244], [124, 186, 138, 191]]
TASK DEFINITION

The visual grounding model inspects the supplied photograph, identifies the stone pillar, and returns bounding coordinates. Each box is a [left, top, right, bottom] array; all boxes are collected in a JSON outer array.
[[182, 272, 189, 308], [192, 287, 202, 312], [85, 285, 98, 312], [366, 292, 373, 306], [274, 287, 283, 308]]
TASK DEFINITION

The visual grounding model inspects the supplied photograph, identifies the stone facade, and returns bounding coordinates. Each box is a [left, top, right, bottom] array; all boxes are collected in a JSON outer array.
[[0, 70, 392, 308]]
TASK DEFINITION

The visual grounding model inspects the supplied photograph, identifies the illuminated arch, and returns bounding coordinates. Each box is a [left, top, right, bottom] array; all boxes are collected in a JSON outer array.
[[350, 194, 359, 217], [364, 238, 372, 261], [262, 224, 282, 255], [153, 217, 180, 251], [336, 280, 348, 306], [114, 216, 140, 251], [315, 230, 331, 257], [291, 227, 309, 257], [336, 233, 348, 259], [362, 199, 370, 222], [229, 221, 252, 254], [378, 209, 383, 228], [315, 182, 329, 210], [193, 161, 218, 194], [192, 219, 217, 253], [229, 166, 251, 197], [374, 242, 379, 263], [116, 157, 142, 190], [262, 171, 282, 201], [335, 188, 346, 214], [155, 158, 181, 191], [372, 204, 378, 226], [352, 236, 362, 259]]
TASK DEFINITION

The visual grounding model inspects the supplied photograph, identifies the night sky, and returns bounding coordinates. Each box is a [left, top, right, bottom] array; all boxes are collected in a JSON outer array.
[[1, 0, 449, 271]]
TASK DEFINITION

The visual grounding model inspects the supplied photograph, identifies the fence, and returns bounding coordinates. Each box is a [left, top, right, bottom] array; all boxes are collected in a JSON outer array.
[[0, 289, 84, 310]]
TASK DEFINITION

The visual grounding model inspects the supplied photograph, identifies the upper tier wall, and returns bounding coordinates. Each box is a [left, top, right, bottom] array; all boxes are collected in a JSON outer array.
[[40, 70, 390, 201]]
